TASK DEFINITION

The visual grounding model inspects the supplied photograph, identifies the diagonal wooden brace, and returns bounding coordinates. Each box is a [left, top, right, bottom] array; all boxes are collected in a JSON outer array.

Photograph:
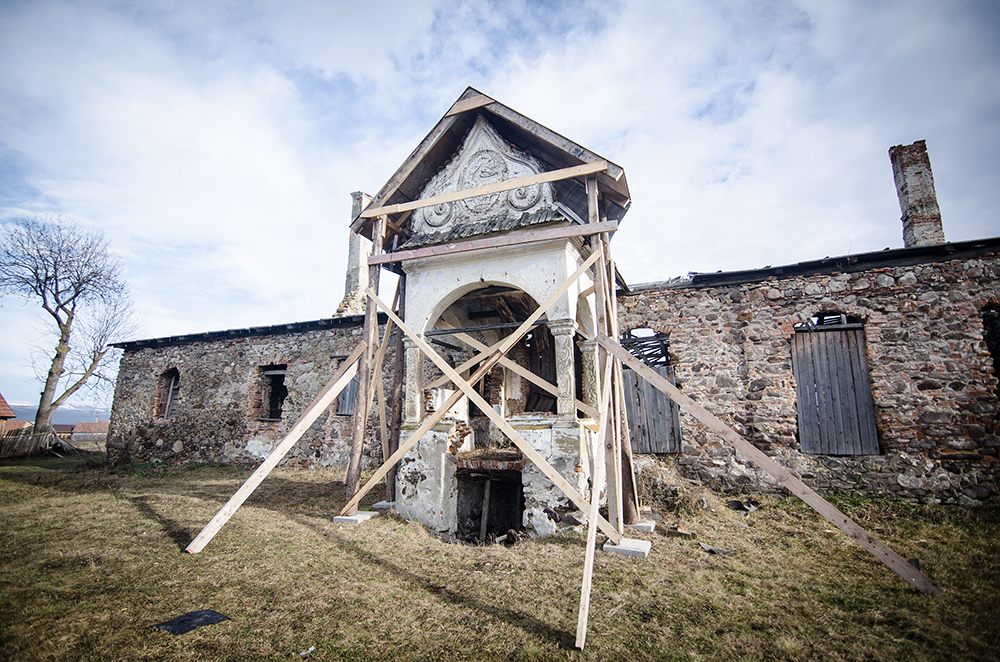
[[367, 281, 623, 544], [598, 332, 943, 596], [187, 342, 367, 554]]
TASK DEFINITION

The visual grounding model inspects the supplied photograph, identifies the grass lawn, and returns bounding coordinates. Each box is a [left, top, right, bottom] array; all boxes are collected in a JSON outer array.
[[0, 454, 997, 661]]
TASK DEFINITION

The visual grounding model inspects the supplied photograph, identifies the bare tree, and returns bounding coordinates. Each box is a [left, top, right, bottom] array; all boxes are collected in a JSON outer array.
[[0, 216, 140, 431]]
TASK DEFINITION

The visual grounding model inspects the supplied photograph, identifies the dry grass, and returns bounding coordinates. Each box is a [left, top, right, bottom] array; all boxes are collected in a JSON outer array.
[[0, 454, 998, 662]]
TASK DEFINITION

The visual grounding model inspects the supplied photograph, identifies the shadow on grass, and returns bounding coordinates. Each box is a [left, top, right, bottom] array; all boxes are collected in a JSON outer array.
[[316, 519, 578, 650], [127, 494, 198, 552]]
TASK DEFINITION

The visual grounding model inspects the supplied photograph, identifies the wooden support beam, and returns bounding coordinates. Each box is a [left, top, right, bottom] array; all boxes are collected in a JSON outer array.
[[445, 93, 496, 117], [187, 342, 366, 554], [576, 352, 613, 650], [360, 161, 608, 219], [339, 347, 506, 517], [429, 323, 600, 419], [479, 479, 492, 541], [368, 284, 399, 463], [363, 255, 624, 544], [386, 276, 406, 502], [345, 215, 385, 515], [368, 220, 618, 266], [597, 333, 944, 596]]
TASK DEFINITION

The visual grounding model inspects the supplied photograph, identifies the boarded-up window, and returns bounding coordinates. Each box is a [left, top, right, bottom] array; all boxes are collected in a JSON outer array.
[[621, 329, 681, 453], [337, 374, 359, 416], [791, 315, 879, 455], [622, 365, 682, 453]]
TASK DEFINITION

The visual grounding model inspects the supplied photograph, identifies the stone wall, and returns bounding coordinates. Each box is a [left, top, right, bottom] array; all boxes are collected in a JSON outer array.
[[619, 248, 1000, 505], [108, 318, 395, 470]]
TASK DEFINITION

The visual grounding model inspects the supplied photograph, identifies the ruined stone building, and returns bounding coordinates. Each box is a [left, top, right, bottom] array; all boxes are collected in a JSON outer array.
[[108, 92, 999, 534]]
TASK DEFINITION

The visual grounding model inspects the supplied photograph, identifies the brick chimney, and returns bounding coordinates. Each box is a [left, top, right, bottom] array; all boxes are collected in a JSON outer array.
[[889, 140, 945, 248], [336, 191, 372, 316]]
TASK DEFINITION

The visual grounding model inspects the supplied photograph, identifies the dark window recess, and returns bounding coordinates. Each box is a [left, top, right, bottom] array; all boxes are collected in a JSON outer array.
[[158, 368, 180, 419], [260, 365, 288, 420], [620, 329, 681, 453], [338, 374, 359, 416], [791, 314, 879, 455], [524, 328, 557, 413], [982, 305, 1000, 372]]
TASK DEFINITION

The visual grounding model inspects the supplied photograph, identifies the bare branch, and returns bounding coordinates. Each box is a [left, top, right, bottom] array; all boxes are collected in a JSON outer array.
[[0, 215, 139, 430]]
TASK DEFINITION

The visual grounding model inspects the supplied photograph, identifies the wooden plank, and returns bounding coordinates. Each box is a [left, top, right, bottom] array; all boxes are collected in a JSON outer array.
[[599, 333, 943, 596], [352, 112, 464, 235], [432, 323, 600, 419], [360, 161, 608, 219], [791, 334, 819, 454], [425, 320, 545, 337], [575, 353, 612, 650], [368, 220, 618, 266], [345, 215, 385, 514], [848, 329, 880, 455], [370, 284, 400, 463], [828, 331, 851, 455], [481, 100, 629, 205], [341, 250, 603, 519], [479, 479, 492, 541], [836, 331, 861, 455], [386, 277, 407, 502], [187, 342, 366, 554], [366, 267, 624, 544], [622, 369, 648, 453], [445, 93, 496, 117], [339, 347, 506, 517], [815, 332, 834, 455]]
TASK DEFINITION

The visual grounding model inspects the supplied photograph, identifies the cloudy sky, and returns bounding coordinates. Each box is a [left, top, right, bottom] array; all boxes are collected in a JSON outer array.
[[1, 0, 999, 412]]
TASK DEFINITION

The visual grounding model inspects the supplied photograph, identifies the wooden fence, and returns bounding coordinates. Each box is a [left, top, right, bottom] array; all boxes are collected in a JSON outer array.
[[0, 431, 58, 459]]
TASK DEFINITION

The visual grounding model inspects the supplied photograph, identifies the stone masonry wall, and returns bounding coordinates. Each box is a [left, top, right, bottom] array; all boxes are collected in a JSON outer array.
[[108, 322, 395, 470], [619, 252, 1000, 505]]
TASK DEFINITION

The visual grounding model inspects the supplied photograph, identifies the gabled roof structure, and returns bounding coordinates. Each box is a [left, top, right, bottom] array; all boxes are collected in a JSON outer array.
[[350, 87, 631, 254], [0, 392, 14, 420]]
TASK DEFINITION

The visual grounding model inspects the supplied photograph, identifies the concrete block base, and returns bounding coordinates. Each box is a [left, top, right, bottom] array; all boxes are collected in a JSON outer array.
[[626, 520, 656, 533], [603, 538, 652, 559], [332, 511, 379, 524]]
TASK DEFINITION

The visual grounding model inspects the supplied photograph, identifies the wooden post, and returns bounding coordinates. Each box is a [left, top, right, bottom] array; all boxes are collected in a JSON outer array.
[[598, 332, 943, 596], [186, 342, 366, 553], [345, 215, 386, 514], [576, 352, 613, 649], [386, 276, 406, 503], [587, 175, 623, 534], [479, 480, 492, 541], [363, 275, 624, 543]]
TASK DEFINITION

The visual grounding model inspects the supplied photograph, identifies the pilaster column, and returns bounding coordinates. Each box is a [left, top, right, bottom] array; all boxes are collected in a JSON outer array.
[[548, 319, 577, 418], [577, 338, 598, 415], [403, 336, 425, 424]]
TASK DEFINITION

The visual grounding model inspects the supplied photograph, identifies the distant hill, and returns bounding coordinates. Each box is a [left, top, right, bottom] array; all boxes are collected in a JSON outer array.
[[8, 403, 111, 426]]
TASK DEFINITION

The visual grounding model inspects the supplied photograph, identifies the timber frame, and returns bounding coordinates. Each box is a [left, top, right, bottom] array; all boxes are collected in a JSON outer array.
[[185, 88, 941, 651]]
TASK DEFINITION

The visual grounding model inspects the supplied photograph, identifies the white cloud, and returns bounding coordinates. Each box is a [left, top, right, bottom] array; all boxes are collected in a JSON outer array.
[[1, 0, 998, 409]]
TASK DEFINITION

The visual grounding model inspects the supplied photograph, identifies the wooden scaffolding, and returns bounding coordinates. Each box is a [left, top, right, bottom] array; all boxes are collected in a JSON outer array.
[[185, 88, 941, 650]]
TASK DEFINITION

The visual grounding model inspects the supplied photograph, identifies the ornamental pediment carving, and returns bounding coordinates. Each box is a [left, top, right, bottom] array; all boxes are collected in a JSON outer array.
[[403, 115, 561, 248]]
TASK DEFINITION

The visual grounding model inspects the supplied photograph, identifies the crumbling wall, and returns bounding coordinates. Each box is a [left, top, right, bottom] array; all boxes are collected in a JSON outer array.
[[620, 253, 1000, 505], [107, 323, 395, 470]]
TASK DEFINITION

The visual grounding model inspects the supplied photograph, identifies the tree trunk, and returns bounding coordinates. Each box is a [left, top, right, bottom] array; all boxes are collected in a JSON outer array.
[[34, 323, 72, 431], [385, 276, 406, 503]]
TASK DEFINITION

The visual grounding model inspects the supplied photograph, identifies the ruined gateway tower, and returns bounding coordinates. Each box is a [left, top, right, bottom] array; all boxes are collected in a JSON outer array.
[[351, 89, 630, 538]]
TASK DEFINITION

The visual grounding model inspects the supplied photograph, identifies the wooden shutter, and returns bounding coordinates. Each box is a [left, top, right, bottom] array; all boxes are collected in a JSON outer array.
[[623, 365, 682, 453], [792, 326, 879, 455], [337, 374, 359, 416]]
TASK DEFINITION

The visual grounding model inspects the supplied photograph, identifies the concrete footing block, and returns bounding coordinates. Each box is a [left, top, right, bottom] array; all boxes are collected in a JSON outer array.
[[603, 537, 652, 559], [372, 501, 395, 511], [332, 511, 379, 524], [626, 520, 656, 533]]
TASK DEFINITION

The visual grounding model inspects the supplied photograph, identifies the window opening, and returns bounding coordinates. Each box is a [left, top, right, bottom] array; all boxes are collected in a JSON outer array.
[[157, 368, 180, 419], [260, 365, 288, 420], [791, 312, 879, 455], [982, 305, 1000, 373], [620, 328, 681, 453]]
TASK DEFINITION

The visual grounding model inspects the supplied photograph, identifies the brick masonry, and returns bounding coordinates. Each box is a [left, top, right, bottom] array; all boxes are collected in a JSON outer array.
[[619, 248, 1000, 505]]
